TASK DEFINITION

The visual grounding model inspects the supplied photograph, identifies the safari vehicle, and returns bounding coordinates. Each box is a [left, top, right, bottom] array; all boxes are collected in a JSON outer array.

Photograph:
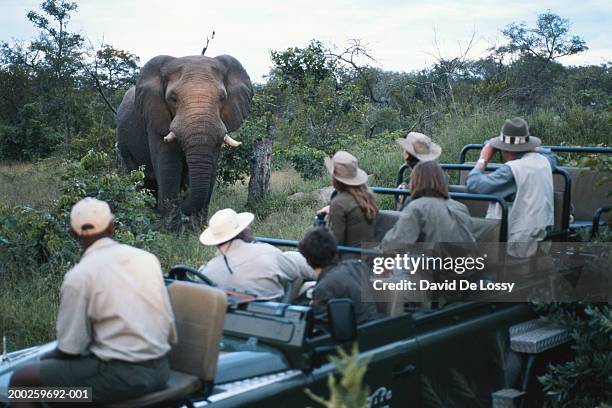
[[0, 144, 609, 408]]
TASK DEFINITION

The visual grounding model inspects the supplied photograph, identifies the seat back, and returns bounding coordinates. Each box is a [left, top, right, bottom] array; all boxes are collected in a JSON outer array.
[[167, 281, 227, 383], [562, 167, 612, 221], [374, 210, 401, 242]]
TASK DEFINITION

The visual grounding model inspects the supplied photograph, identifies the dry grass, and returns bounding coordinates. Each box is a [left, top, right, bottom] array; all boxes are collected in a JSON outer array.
[[0, 159, 62, 209]]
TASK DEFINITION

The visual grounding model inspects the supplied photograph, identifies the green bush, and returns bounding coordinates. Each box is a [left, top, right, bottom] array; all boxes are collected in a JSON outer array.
[[536, 304, 612, 407], [283, 145, 328, 180], [1, 150, 168, 279], [0, 103, 62, 160]]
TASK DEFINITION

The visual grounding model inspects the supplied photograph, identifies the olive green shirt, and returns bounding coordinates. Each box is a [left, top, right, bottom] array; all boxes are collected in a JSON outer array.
[[328, 191, 376, 248]]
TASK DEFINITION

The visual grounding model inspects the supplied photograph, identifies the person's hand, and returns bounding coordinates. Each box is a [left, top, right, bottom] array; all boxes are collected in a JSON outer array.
[[397, 182, 408, 190], [532, 146, 541, 153], [316, 205, 330, 216]]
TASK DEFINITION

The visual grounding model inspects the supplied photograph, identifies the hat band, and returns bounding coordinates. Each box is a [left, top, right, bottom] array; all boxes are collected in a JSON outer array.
[[500, 133, 530, 145]]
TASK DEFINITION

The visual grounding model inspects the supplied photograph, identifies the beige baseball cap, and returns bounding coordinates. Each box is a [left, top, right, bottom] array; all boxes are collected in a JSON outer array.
[[70, 197, 114, 236]]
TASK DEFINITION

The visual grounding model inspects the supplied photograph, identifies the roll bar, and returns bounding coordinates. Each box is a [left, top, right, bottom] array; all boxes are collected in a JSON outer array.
[[371, 187, 509, 242], [395, 163, 572, 240], [254, 237, 381, 255], [459, 144, 612, 164]]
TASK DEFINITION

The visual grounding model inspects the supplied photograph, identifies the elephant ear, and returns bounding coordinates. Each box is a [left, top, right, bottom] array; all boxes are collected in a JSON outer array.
[[215, 55, 253, 133], [135, 55, 177, 134]]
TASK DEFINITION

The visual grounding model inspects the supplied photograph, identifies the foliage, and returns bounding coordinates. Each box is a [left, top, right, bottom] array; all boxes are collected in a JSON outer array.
[[306, 344, 370, 408], [0, 102, 62, 160], [494, 11, 588, 62], [0, 150, 165, 278], [282, 145, 328, 180], [535, 303, 612, 407]]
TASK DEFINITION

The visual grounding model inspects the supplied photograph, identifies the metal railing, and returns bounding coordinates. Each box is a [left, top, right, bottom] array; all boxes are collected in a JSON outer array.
[[254, 237, 381, 255], [394, 163, 572, 239], [459, 144, 612, 164]]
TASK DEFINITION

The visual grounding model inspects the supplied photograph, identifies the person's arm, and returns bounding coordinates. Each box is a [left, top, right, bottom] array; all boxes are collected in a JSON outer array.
[[380, 205, 422, 253], [55, 281, 91, 356], [312, 280, 336, 322], [277, 251, 317, 281], [328, 199, 347, 245], [466, 165, 516, 197]]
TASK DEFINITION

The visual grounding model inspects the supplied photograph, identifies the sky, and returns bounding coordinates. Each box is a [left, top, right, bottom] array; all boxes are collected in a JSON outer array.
[[1, 0, 611, 82]]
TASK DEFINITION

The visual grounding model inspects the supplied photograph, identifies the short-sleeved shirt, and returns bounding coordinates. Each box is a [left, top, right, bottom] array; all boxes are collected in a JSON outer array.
[[57, 238, 177, 362], [199, 240, 315, 300]]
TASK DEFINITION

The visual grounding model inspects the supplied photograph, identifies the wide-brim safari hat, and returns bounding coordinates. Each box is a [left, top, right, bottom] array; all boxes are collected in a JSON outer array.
[[488, 117, 541, 152], [396, 132, 442, 162], [324, 150, 369, 186], [199, 208, 255, 246]]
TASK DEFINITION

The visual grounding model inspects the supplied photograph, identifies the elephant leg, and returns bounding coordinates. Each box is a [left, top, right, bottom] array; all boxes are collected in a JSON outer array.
[[148, 133, 184, 215]]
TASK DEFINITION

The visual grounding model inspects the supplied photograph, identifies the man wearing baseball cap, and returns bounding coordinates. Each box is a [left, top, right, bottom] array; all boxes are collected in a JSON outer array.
[[10, 197, 177, 403], [466, 117, 557, 257]]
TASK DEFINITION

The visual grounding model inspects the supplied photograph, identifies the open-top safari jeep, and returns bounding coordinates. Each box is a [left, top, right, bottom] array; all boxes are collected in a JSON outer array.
[[0, 143, 609, 407]]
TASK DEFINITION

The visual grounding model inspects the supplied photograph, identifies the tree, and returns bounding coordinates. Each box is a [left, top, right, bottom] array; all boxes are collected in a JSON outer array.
[[494, 11, 587, 63], [91, 44, 139, 93], [27, 0, 84, 148]]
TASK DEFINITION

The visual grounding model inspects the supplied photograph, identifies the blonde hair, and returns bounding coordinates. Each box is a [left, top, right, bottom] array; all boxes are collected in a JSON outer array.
[[409, 161, 448, 200], [333, 178, 379, 222]]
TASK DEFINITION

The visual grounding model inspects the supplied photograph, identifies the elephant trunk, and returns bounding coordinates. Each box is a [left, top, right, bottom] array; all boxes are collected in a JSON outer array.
[[180, 140, 220, 217]]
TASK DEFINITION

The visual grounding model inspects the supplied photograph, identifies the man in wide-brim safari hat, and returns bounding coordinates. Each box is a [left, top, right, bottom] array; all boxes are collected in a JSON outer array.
[[466, 117, 557, 257], [198, 208, 316, 300]]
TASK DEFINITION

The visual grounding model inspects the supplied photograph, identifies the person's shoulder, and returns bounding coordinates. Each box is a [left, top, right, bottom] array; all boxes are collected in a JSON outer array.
[[331, 191, 355, 207]]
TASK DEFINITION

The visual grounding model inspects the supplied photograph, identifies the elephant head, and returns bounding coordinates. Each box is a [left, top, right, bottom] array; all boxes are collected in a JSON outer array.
[[135, 54, 253, 216]]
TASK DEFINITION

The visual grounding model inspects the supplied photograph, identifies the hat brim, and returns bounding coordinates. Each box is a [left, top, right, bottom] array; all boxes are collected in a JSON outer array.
[[488, 135, 541, 152], [395, 138, 442, 162], [199, 212, 255, 246], [324, 157, 369, 186]]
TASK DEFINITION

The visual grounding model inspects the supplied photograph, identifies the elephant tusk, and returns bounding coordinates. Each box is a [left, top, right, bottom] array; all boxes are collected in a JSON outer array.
[[224, 134, 242, 147], [164, 131, 177, 143]]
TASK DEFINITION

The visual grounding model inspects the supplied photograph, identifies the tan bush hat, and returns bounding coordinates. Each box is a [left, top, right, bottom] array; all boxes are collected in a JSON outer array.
[[488, 117, 541, 152], [324, 150, 369, 186], [70, 197, 114, 236], [199, 208, 255, 246], [396, 132, 442, 161]]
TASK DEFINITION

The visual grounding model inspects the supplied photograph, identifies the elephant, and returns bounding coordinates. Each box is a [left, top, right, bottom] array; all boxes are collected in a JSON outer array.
[[116, 54, 253, 218]]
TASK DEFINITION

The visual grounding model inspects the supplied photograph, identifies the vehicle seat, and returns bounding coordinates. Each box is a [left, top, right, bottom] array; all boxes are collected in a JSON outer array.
[[562, 167, 611, 230], [374, 210, 401, 242], [108, 281, 227, 407]]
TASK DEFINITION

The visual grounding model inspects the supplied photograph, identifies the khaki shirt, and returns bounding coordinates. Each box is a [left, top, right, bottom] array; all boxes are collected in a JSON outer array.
[[199, 240, 315, 300], [57, 238, 177, 362]]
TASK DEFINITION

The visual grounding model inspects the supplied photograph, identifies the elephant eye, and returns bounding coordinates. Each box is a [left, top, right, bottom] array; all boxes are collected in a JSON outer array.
[[168, 93, 178, 104], [219, 90, 227, 102]]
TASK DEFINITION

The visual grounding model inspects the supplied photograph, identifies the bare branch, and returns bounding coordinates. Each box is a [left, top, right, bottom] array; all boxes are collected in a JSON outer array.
[[201, 30, 216, 55]]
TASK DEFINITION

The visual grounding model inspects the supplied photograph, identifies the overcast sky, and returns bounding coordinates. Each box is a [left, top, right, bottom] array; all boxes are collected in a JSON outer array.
[[1, 0, 611, 82]]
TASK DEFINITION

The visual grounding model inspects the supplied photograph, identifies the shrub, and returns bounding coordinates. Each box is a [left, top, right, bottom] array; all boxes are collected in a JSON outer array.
[[536, 303, 612, 407], [0, 103, 62, 160], [283, 145, 328, 180]]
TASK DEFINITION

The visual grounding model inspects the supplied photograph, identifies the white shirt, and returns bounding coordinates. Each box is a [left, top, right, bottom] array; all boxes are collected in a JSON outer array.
[[57, 238, 177, 362], [199, 240, 315, 300]]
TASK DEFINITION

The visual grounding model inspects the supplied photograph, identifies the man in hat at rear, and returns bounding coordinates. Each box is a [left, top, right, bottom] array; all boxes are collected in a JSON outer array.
[[466, 117, 557, 257], [10, 197, 177, 404]]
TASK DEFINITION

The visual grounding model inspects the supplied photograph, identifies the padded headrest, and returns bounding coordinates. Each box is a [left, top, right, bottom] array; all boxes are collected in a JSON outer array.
[[167, 281, 227, 382], [562, 167, 612, 220]]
